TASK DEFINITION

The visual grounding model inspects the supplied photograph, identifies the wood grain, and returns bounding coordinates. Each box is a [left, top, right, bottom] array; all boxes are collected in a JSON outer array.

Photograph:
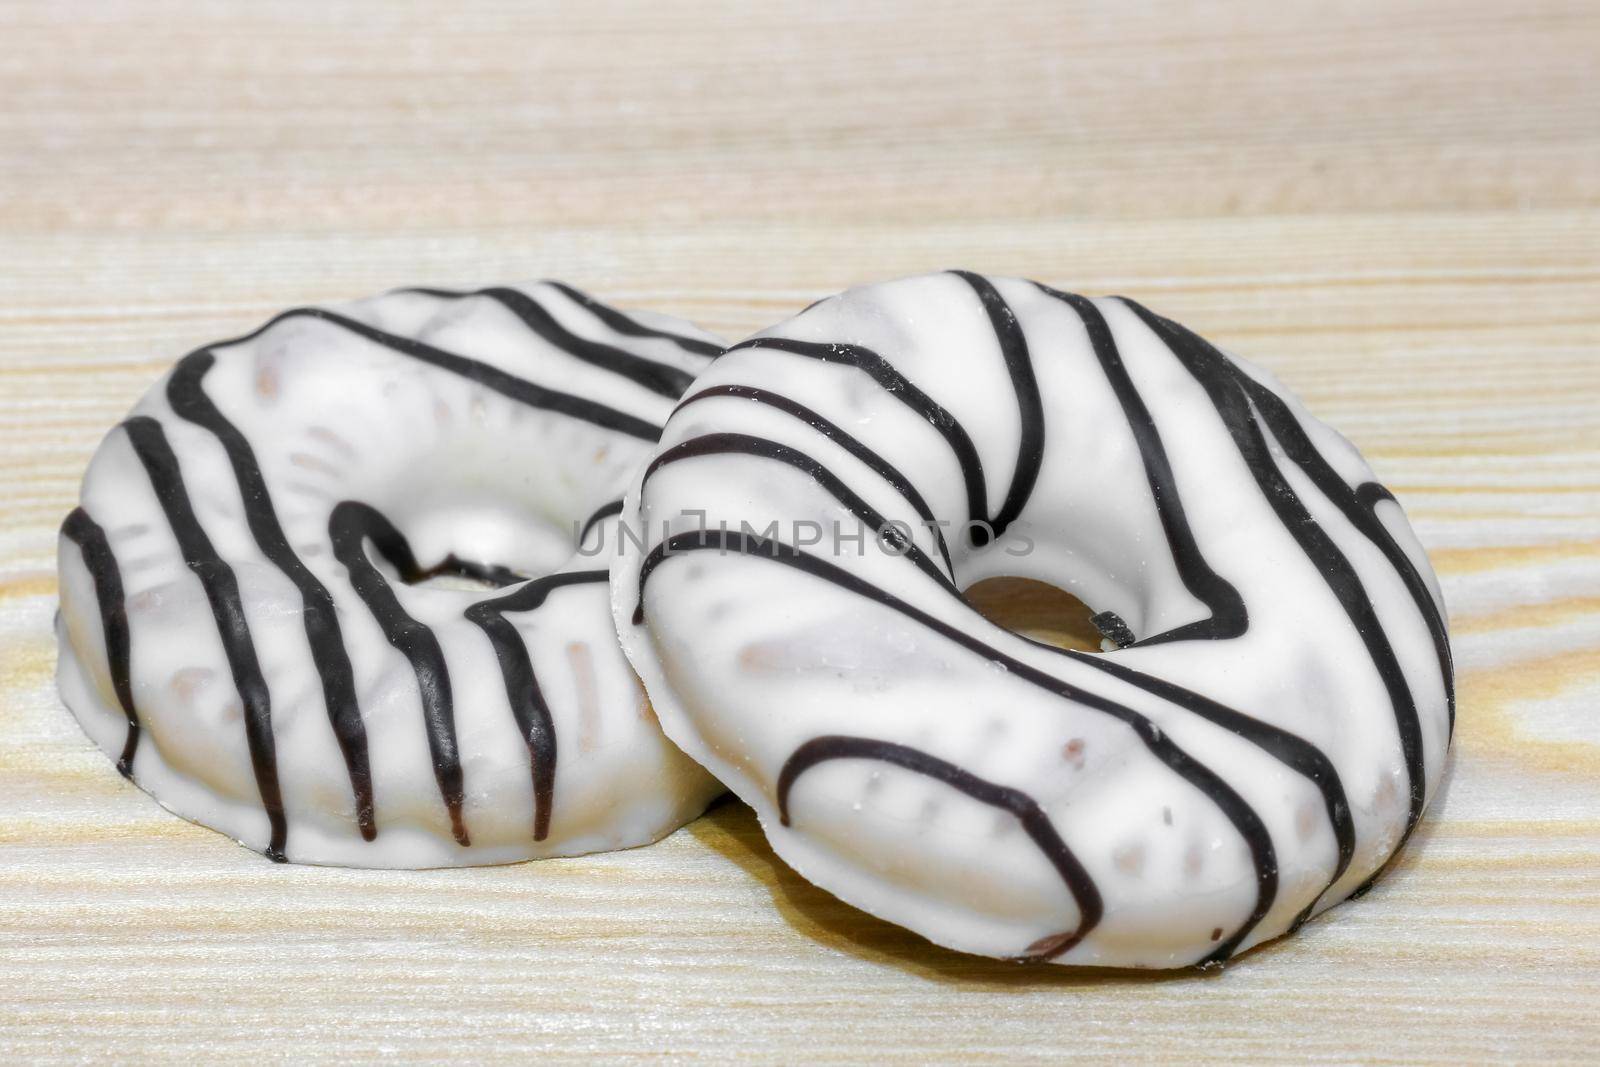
[[2, 1, 1598, 1061]]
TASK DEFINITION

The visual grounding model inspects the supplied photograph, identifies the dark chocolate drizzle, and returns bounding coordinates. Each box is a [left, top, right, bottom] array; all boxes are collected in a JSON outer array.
[[329, 501, 471, 847], [215, 305, 666, 441], [726, 336, 991, 544], [1119, 300, 1428, 842], [121, 416, 289, 862], [577, 499, 625, 547], [541, 280, 723, 359], [950, 271, 1044, 545], [167, 351, 378, 841], [60, 507, 140, 777], [1037, 286, 1248, 644], [673, 382, 953, 573], [728, 273, 1045, 550], [777, 735, 1102, 960], [465, 570, 610, 841], [1043, 643, 1354, 931], [405, 286, 697, 399], [1263, 413, 1454, 735], [641, 432, 957, 593]]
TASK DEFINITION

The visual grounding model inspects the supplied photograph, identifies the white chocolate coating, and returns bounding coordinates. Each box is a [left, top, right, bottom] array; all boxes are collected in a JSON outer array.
[[58, 282, 725, 867], [612, 272, 1453, 968]]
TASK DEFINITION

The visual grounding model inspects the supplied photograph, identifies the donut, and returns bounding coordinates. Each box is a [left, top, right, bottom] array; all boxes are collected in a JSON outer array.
[[612, 271, 1453, 968], [57, 281, 726, 867]]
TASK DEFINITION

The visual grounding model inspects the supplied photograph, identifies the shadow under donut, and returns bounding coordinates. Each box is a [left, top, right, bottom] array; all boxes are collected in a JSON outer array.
[[684, 798, 1211, 988]]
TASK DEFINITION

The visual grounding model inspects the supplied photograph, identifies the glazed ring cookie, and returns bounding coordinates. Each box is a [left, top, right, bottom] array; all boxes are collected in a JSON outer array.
[[613, 271, 1453, 968], [58, 281, 725, 867]]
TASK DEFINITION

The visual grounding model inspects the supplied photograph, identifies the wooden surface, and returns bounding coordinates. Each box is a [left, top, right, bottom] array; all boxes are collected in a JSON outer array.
[[3, 1, 1599, 1061]]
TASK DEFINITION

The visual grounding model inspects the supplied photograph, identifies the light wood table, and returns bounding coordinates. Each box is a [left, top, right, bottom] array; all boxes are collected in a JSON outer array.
[[3, 2, 1597, 1061]]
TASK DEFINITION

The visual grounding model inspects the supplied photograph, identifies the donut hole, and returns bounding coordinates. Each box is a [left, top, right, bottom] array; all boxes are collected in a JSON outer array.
[[397, 500, 572, 589], [334, 423, 605, 595], [963, 576, 1106, 653], [348, 493, 581, 595], [351, 527, 529, 594]]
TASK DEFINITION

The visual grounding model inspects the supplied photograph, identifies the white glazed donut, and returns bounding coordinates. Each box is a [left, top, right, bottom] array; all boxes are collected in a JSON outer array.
[[58, 281, 725, 867], [612, 271, 1453, 968]]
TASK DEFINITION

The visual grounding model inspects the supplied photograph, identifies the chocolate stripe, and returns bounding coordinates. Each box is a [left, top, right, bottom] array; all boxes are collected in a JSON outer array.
[[1040, 644, 1353, 930], [1037, 286, 1248, 644], [543, 280, 723, 358], [578, 499, 625, 546], [1120, 300, 1427, 841], [122, 416, 288, 862], [60, 507, 141, 777], [465, 570, 609, 841], [674, 383, 953, 574], [1229, 370, 1455, 734], [777, 734, 1102, 961], [407, 286, 697, 399], [641, 432, 957, 592], [951, 271, 1044, 544], [329, 501, 470, 848], [213, 306, 664, 441], [167, 351, 378, 841], [728, 336, 991, 544]]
